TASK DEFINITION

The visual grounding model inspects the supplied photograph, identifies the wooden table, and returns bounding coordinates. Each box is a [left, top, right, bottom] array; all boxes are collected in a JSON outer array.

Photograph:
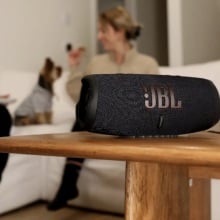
[[0, 131, 220, 220]]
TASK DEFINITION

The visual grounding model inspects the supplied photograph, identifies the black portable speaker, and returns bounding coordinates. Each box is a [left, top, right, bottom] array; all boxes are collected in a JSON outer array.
[[74, 74, 220, 136]]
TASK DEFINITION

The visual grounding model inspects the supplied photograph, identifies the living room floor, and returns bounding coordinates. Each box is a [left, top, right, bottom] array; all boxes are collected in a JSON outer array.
[[0, 202, 124, 220]]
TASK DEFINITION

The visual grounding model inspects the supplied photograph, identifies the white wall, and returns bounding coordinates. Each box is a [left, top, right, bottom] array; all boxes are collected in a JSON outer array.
[[182, 0, 220, 64], [136, 0, 168, 66], [167, 0, 183, 66], [167, 0, 220, 66], [0, 0, 93, 72]]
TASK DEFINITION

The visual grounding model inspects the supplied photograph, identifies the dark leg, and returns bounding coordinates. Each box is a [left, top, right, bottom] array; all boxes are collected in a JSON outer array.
[[0, 154, 9, 182], [47, 157, 84, 210], [47, 121, 85, 211], [0, 104, 12, 182]]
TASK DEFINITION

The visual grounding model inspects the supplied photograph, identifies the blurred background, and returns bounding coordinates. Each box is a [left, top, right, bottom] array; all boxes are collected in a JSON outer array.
[[0, 0, 219, 71]]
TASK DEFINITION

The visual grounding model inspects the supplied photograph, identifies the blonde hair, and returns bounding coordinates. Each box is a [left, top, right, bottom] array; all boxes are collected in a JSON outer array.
[[99, 6, 142, 40]]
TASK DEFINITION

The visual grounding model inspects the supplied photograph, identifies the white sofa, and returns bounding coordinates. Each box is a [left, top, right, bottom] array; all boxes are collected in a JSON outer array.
[[0, 61, 220, 219], [0, 70, 126, 214], [0, 70, 74, 213]]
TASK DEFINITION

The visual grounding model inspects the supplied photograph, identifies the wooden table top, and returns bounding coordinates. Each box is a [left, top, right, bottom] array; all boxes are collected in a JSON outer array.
[[0, 131, 220, 166]]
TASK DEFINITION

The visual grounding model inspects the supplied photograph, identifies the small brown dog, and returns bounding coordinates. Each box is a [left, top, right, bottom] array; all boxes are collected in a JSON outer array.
[[14, 58, 62, 125]]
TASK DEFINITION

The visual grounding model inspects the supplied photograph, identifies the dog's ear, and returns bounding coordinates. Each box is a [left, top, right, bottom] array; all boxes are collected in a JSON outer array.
[[56, 66, 63, 78], [40, 57, 54, 77], [43, 57, 54, 73]]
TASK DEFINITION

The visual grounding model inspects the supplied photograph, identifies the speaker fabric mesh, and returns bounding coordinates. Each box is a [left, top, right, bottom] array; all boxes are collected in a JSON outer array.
[[75, 74, 220, 136]]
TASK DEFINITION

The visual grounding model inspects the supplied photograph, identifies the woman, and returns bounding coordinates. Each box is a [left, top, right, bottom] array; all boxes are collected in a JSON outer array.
[[0, 103, 12, 182], [48, 5, 159, 210], [66, 6, 159, 103]]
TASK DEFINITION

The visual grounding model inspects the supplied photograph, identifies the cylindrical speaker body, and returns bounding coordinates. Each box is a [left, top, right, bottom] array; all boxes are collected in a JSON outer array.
[[75, 74, 220, 136]]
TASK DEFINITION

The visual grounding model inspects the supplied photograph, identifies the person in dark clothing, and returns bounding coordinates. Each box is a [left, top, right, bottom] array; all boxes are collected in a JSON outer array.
[[0, 104, 12, 182], [47, 157, 84, 210], [47, 121, 84, 210]]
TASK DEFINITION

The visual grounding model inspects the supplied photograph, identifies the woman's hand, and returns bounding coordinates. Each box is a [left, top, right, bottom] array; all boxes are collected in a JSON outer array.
[[0, 94, 10, 99], [68, 47, 85, 68]]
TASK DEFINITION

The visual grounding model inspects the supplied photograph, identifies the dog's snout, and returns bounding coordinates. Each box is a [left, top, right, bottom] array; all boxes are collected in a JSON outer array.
[[56, 66, 62, 78], [51, 67, 62, 81]]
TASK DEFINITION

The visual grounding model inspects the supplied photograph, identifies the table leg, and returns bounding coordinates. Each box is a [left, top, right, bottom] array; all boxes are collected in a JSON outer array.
[[125, 161, 189, 220], [189, 178, 211, 220]]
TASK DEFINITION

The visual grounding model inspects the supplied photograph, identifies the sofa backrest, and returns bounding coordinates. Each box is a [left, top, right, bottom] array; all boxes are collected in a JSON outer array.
[[1, 60, 219, 124], [0, 71, 38, 114], [160, 60, 220, 131], [0, 70, 75, 123], [160, 60, 220, 93]]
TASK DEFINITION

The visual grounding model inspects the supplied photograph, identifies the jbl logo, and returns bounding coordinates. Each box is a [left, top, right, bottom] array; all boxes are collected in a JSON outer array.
[[144, 86, 182, 109]]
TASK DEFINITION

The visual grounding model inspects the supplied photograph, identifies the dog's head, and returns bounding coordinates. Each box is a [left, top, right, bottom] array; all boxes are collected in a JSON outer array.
[[39, 58, 63, 93]]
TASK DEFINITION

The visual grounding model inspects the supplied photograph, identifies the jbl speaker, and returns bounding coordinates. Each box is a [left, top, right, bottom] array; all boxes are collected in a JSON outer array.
[[74, 74, 220, 136]]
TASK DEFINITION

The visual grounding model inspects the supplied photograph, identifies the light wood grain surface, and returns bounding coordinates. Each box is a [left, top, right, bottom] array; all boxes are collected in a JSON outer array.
[[0, 131, 218, 220], [0, 131, 219, 166], [125, 162, 189, 220]]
